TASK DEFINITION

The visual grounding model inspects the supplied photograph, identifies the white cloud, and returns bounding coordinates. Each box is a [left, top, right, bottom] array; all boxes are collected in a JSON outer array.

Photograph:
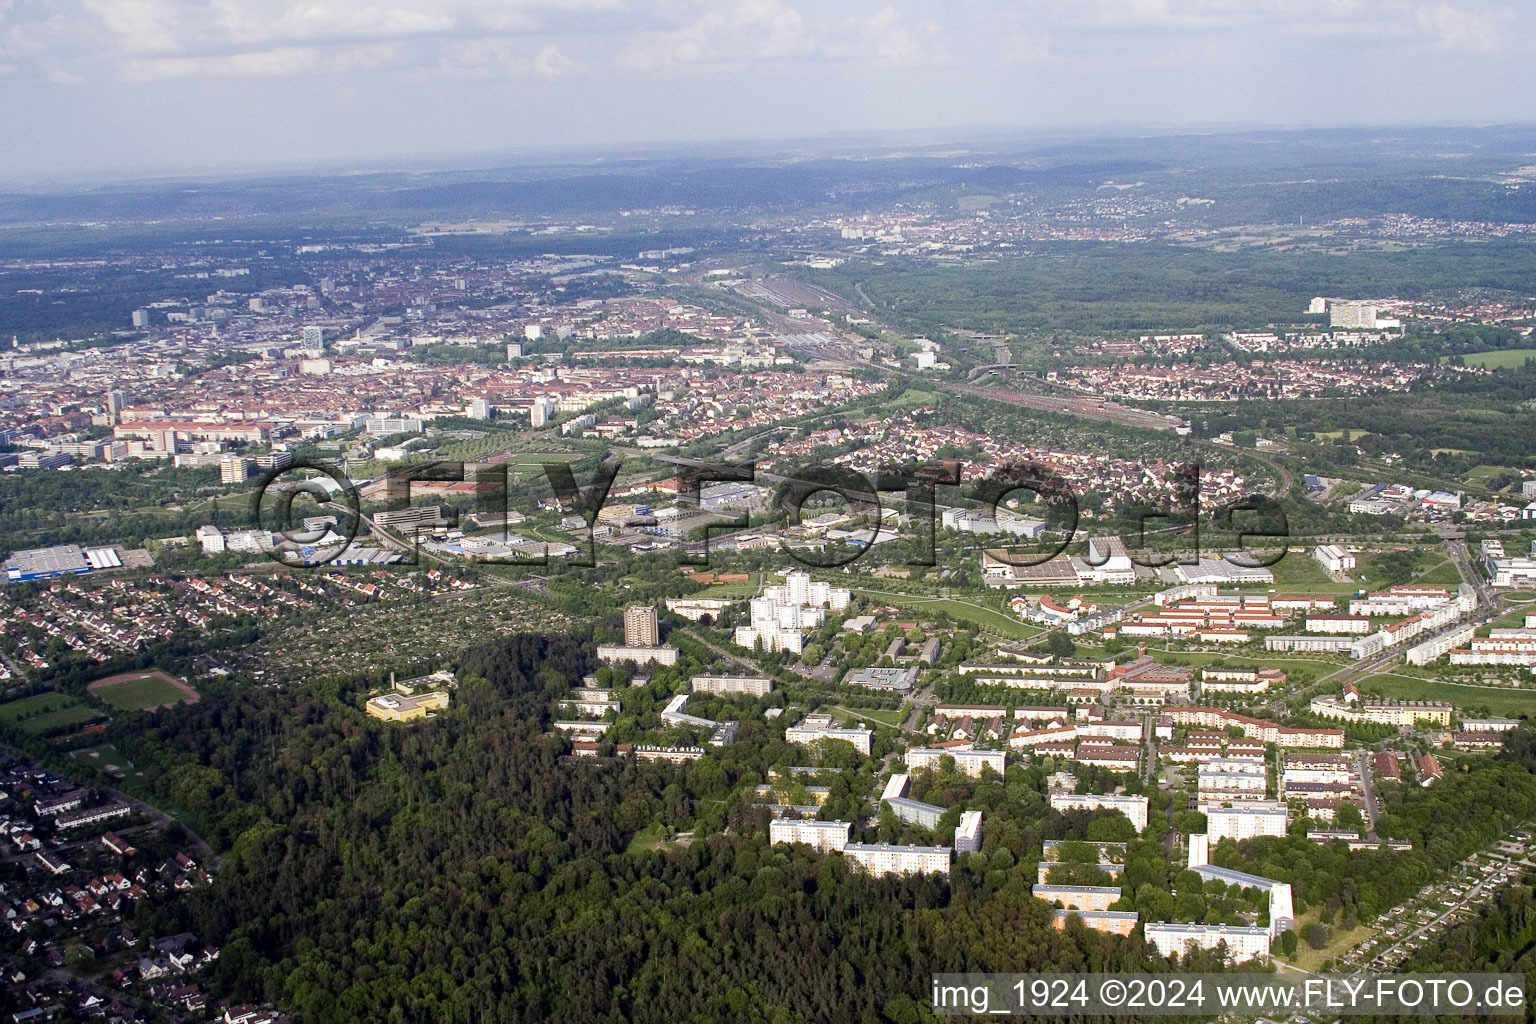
[[123, 41, 400, 80], [628, 0, 814, 68], [1416, 2, 1507, 54], [81, 0, 179, 54], [437, 37, 575, 78]]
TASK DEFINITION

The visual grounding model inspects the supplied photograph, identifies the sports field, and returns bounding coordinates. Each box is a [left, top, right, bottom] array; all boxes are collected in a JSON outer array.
[[87, 669, 200, 711], [0, 693, 99, 734]]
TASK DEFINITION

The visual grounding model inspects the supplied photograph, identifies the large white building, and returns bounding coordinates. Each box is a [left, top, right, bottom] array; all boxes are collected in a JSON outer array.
[[1082, 537, 1137, 585], [1313, 544, 1357, 573], [1049, 793, 1149, 833], [1200, 801, 1288, 845], [1187, 834, 1295, 937], [733, 571, 850, 654], [1407, 624, 1476, 665], [769, 818, 851, 853], [843, 842, 952, 878], [1197, 760, 1269, 800], [1482, 539, 1536, 589], [786, 714, 872, 756], [691, 674, 774, 697], [1145, 923, 1271, 964], [955, 810, 983, 853], [905, 747, 1005, 778]]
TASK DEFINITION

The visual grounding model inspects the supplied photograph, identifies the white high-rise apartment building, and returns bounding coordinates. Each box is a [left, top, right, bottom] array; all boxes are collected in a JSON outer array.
[[1146, 923, 1270, 963], [905, 748, 1006, 778], [1048, 793, 1148, 833], [786, 714, 872, 756], [843, 843, 951, 877], [624, 605, 659, 647], [769, 819, 851, 853], [1199, 801, 1288, 845]]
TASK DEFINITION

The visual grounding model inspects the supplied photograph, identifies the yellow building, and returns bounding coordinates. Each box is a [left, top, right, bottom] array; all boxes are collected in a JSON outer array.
[[365, 690, 450, 722]]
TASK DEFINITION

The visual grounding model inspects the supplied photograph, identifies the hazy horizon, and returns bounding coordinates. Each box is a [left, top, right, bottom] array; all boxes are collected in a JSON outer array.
[[4, 0, 1536, 182]]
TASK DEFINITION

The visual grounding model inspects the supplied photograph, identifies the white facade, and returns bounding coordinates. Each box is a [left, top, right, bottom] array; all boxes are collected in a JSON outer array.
[[1406, 624, 1476, 665], [906, 747, 1006, 778], [769, 818, 850, 853], [1197, 760, 1268, 800], [1146, 923, 1270, 963], [1313, 544, 1356, 573], [1049, 793, 1149, 833], [843, 842, 951, 877], [787, 717, 872, 756], [1200, 801, 1288, 845], [955, 810, 983, 853], [691, 674, 774, 696]]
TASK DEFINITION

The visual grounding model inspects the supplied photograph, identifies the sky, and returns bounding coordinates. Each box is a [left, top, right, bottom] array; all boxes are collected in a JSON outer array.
[[3, 0, 1536, 181]]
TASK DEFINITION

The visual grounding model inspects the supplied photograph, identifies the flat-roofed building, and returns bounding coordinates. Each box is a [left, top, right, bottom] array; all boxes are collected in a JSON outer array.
[[885, 796, 946, 829], [1306, 614, 1372, 635], [905, 747, 1005, 778], [787, 717, 872, 755], [596, 643, 679, 666], [1049, 793, 1148, 833], [955, 810, 983, 853], [843, 842, 951, 878], [845, 665, 920, 694], [1197, 759, 1268, 800], [691, 673, 773, 697], [769, 818, 850, 853], [1052, 909, 1138, 936], [552, 720, 608, 738], [1032, 884, 1122, 912], [365, 690, 450, 722], [1265, 634, 1357, 653], [1200, 801, 1288, 845], [1146, 923, 1270, 964], [1309, 695, 1452, 727], [632, 745, 706, 764]]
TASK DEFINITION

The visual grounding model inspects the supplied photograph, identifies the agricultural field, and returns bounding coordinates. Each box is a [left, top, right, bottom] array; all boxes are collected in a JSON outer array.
[[86, 669, 200, 711]]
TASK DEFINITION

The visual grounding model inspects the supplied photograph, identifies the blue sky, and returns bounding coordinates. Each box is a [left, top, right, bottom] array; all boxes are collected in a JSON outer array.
[[3, 0, 1535, 179]]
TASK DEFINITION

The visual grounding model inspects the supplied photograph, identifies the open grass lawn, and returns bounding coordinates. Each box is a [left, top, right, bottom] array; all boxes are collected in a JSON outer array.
[[1445, 349, 1536, 370], [693, 574, 762, 598], [889, 387, 940, 408], [848, 588, 1042, 640], [1466, 464, 1520, 486], [624, 826, 694, 855], [831, 705, 905, 727], [1290, 908, 1378, 972], [1357, 674, 1536, 718], [87, 670, 198, 711], [0, 693, 99, 734], [1411, 557, 1466, 587]]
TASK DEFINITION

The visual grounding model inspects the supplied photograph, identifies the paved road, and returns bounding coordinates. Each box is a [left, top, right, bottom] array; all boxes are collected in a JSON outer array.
[[1355, 748, 1381, 840]]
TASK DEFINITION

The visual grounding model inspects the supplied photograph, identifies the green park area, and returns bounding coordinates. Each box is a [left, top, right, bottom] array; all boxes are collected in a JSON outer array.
[[1358, 674, 1536, 718], [0, 693, 100, 734], [1444, 349, 1536, 369]]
